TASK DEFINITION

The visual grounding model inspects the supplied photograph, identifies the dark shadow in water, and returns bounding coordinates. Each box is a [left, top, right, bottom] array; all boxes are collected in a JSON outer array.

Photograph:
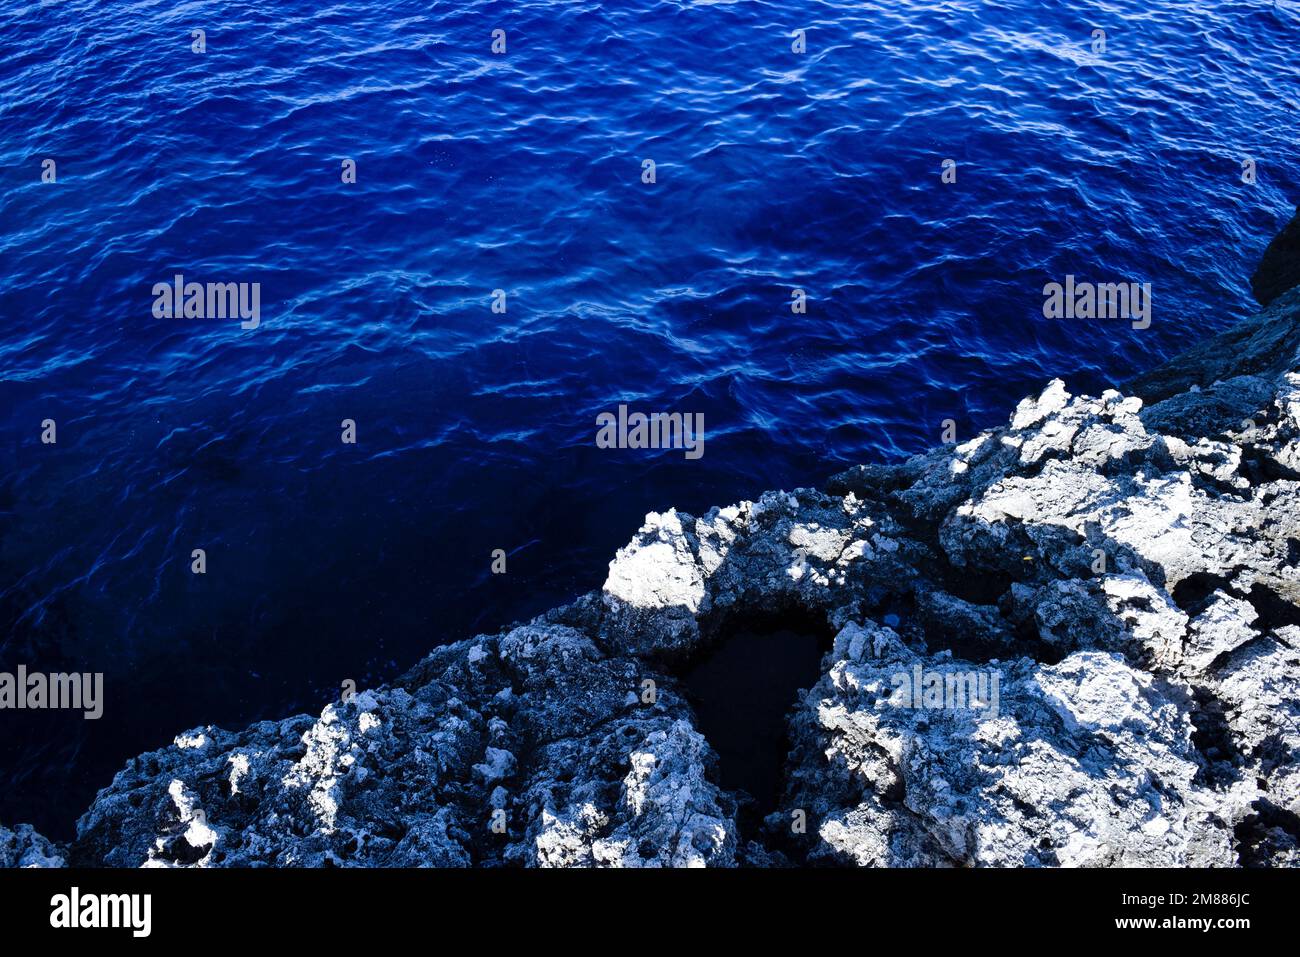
[[681, 609, 833, 822]]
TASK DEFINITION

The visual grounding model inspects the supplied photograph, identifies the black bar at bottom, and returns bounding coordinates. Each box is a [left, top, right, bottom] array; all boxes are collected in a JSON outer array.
[[0, 866, 1284, 942]]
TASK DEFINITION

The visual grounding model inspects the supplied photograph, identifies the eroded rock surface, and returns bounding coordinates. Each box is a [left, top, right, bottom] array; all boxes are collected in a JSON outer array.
[[0, 824, 65, 868]]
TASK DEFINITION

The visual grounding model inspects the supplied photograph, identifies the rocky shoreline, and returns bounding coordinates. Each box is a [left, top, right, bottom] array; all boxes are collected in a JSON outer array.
[[5, 213, 1300, 868]]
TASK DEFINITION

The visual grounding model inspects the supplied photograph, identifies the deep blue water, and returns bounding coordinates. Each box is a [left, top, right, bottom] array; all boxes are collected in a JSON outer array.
[[1, 0, 1298, 839]]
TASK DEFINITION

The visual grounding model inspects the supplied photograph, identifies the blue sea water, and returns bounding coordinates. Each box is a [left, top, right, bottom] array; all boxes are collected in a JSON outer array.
[[1, 0, 1298, 838]]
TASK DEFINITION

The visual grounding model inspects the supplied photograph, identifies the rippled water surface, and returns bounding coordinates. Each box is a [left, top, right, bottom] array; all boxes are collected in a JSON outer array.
[[2, 0, 1298, 836]]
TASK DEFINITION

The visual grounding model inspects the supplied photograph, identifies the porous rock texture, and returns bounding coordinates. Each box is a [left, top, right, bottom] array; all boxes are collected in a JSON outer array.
[[4, 211, 1300, 868], [0, 823, 65, 868]]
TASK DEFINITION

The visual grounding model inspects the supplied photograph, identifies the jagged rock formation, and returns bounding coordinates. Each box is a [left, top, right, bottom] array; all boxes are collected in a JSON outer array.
[[4, 212, 1300, 868], [0, 823, 65, 868]]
